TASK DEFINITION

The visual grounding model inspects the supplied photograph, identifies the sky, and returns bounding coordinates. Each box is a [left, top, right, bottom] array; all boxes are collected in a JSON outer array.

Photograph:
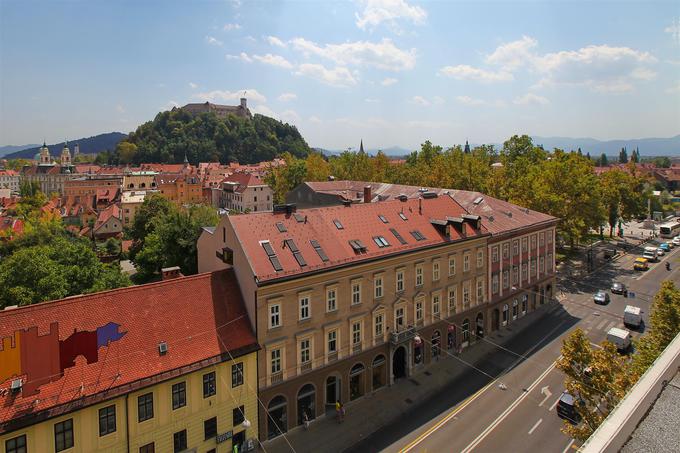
[[1, 0, 679, 150]]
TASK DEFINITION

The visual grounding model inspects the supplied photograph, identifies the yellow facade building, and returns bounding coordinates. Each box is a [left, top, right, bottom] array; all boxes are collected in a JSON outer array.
[[1, 270, 259, 453]]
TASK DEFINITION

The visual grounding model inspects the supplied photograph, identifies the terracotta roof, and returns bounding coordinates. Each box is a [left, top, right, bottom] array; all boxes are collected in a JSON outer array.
[[0, 170, 18, 176], [0, 269, 257, 432], [0, 216, 24, 237], [140, 163, 189, 173], [74, 165, 101, 174], [298, 181, 558, 237], [94, 204, 121, 231], [229, 195, 488, 283]]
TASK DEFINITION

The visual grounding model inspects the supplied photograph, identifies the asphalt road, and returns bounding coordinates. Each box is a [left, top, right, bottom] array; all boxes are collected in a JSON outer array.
[[346, 240, 680, 453]]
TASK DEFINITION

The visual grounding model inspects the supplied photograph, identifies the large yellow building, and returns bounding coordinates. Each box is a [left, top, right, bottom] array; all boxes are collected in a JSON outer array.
[[1, 270, 259, 453]]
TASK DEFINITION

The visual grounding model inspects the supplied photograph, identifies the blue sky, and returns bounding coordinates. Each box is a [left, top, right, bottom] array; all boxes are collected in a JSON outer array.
[[1, 0, 679, 150]]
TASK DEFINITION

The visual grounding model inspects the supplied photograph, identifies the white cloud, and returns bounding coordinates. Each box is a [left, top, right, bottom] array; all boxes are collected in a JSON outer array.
[[205, 36, 223, 46], [290, 37, 416, 71], [251, 104, 277, 117], [485, 35, 538, 71], [295, 63, 358, 87], [439, 65, 513, 82], [309, 116, 322, 124], [194, 89, 266, 104], [115, 104, 125, 113], [411, 95, 430, 106], [355, 0, 427, 30], [455, 96, 485, 106], [381, 77, 398, 86], [513, 93, 549, 105], [223, 23, 242, 31], [405, 120, 448, 129], [365, 98, 380, 103], [252, 53, 293, 69], [225, 52, 253, 63], [189, 82, 198, 89], [666, 82, 680, 94], [280, 109, 300, 123], [535, 44, 657, 92], [267, 36, 286, 47], [665, 18, 680, 45], [278, 92, 297, 102]]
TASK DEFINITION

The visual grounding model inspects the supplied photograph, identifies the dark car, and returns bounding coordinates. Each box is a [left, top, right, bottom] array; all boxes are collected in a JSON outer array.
[[556, 392, 581, 424], [594, 290, 610, 305], [611, 282, 628, 296]]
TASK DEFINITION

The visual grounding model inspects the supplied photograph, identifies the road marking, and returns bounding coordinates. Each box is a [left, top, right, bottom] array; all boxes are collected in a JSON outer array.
[[539, 386, 552, 406], [549, 395, 561, 411], [605, 321, 616, 331], [596, 319, 608, 330], [562, 439, 575, 453], [460, 361, 557, 453], [528, 418, 543, 435], [590, 342, 603, 349]]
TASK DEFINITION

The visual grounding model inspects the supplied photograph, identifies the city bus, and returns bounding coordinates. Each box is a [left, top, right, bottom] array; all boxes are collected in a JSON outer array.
[[659, 219, 680, 238]]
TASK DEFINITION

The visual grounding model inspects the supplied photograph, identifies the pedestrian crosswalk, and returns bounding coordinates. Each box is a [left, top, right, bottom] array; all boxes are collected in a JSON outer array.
[[543, 301, 625, 336]]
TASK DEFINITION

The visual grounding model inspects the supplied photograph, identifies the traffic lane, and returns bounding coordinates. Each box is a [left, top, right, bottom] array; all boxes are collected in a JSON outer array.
[[394, 308, 579, 453], [470, 364, 575, 453], [376, 308, 578, 453]]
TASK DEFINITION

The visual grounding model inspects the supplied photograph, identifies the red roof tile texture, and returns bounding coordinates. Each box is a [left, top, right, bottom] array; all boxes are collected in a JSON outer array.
[[229, 195, 488, 282], [0, 269, 256, 430]]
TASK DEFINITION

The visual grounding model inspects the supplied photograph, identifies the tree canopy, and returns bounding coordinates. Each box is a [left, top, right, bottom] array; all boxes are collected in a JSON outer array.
[[101, 109, 310, 165]]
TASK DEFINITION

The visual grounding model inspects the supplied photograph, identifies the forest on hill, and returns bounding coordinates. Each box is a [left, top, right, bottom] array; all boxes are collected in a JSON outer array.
[[97, 109, 311, 165], [5, 132, 127, 159]]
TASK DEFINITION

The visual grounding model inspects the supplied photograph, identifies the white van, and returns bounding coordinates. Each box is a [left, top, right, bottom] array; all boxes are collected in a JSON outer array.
[[607, 327, 632, 352], [642, 249, 658, 262], [624, 305, 642, 328]]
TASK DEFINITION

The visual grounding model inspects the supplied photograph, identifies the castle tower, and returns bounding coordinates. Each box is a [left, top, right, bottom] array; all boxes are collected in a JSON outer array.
[[39, 141, 51, 164], [60, 141, 72, 166], [73, 143, 80, 157], [464, 140, 471, 154]]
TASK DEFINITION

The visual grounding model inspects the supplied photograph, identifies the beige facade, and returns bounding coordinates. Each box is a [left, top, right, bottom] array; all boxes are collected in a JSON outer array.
[[123, 172, 157, 191], [220, 182, 273, 213], [0, 171, 20, 193], [121, 191, 147, 225]]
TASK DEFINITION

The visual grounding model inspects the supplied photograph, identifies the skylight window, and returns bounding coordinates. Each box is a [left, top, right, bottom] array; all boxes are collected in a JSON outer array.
[[349, 240, 367, 253], [284, 239, 306, 267], [389, 228, 407, 245], [310, 239, 329, 262], [399, 212, 408, 221], [373, 236, 390, 248], [261, 240, 283, 272], [293, 213, 305, 223], [333, 219, 344, 230], [276, 222, 287, 233], [410, 230, 426, 241], [378, 215, 388, 223]]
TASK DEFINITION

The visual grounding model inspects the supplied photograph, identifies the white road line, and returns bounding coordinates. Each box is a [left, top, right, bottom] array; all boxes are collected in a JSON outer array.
[[549, 396, 561, 411], [590, 342, 603, 349], [528, 418, 543, 435], [605, 321, 616, 331], [596, 319, 608, 330], [460, 361, 557, 453], [562, 439, 575, 453]]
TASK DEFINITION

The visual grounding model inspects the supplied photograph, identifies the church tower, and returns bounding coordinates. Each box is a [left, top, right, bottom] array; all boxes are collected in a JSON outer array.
[[464, 140, 471, 154], [359, 139, 365, 154], [60, 141, 72, 166], [39, 141, 51, 164]]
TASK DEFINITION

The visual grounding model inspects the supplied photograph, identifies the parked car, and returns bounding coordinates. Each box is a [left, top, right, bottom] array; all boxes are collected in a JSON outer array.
[[607, 327, 633, 353], [642, 251, 658, 262], [660, 243, 671, 252], [672, 236, 680, 246], [594, 290, 610, 305], [634, 257, 649, 271], [556, 392, 581, 424], [656, 248, 665, 256], [624, 305, 642, 329], [611, 282, 628, 296]]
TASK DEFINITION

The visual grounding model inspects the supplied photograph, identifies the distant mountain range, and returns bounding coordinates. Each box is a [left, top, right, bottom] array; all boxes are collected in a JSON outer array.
[[3, 133, 127, 159], [316, 135, 680, 157], [0, 144, 40, 158]]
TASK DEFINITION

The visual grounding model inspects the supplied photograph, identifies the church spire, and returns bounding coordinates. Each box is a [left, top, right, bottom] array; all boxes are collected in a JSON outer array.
[[359, 139, 365, 154]]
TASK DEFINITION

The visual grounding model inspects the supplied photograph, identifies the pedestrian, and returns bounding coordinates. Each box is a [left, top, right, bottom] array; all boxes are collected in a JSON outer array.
[[335, 401, 341, 423], [339, 403, 345, 423], [303, 410, 310, 430]]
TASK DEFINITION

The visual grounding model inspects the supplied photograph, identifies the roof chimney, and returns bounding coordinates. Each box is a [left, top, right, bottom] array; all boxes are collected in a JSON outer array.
[[363, 186, 372, 203], [161, 266, 183, 280]]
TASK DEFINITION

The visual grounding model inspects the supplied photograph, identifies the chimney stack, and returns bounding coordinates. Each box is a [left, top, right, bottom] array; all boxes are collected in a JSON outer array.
[[161, 266, 183, 280], [240, 98, 247, 109], [363, 185, 372, 203]]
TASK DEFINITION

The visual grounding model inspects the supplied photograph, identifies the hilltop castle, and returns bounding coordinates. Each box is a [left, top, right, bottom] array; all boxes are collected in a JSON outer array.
[[180, 98, 251, 119]]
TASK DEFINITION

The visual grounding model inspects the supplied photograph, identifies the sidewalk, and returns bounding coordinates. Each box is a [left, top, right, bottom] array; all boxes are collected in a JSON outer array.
[[261, 301, 558, 453]]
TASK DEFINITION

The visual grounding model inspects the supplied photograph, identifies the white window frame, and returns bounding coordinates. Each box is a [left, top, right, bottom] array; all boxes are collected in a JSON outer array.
[[463, 281, 470, 308], [492, 274, 499, 294], [531, 235, 537, 250], [502, 269, 509, 289], [476, 278, 484, 304], [395, 306, 405, 330], [352, 321, 362, 346], [512, 266, 519, 285], [271, 348, 282, 374], [300, 338, 311, 364], [415, 264, 424, 287], [491, 246, 499, 263], [432, 292, 441, 319], [299, 295, 310, 320], [548, 230, 553, 243], [463, 252, 470, 272], [374, 312, 384, 338], [476, 249, 484, 268], [352, 280, 362, 305], [326, 287, 337, 313], [539, 232, 545, 246], [512, 240, 519, 256], [522, 237, 528, 253], [548, 253, 554, 272], [433, 260, 440, 281], [448, 287, 457, 314], [539, 256, 545, 274], [531, 259, 537, 277], [502, 304, 509, 326], [396, 269, 404, 292], [269, 303, 281, 329], [502, 243, 509, 260], [415, 299, 424, 322], [374, 276, 383, 299], [327, 330, 337, 353], [448, 255, 456, 276]]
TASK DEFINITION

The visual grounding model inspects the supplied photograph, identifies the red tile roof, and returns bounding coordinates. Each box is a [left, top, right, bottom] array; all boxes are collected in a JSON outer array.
[[94, 204, 121, 231], [229, 195, 489, 282], [0, 216, 24, 238], [0, 269, 257, 432]]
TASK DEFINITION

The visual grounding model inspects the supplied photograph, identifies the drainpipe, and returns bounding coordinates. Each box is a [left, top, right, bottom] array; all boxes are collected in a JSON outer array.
[[125, 393, 130, 453]]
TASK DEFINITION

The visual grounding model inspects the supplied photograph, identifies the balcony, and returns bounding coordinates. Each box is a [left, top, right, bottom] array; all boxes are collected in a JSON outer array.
[[327, 351, 338, 363], [300, 362, 312, 373], [390, 326, 417, 345], [352, 342, 362, 354], [270, 372, 283, 385]]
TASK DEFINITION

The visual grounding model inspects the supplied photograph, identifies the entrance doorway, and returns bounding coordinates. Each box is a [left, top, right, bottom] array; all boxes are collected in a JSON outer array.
[[325, 375, 340, 412], [232, 430, 245, 451], [492, 309, 500, 331], [267, 395, 287, 440], [297, 384, 315, 426], [393, 346, 406, 379]]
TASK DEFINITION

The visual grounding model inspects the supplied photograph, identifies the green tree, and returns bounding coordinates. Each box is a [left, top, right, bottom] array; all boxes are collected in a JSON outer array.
[[305, 152, 330, 182], [618, 147, 628, 163], [116, 141, 138, 164], [128, 194, 175, 260], [599, 153, 608, 166], [557, 329, 635, 442], [265, 152, 307, 204], [599, 169, 646, 237]]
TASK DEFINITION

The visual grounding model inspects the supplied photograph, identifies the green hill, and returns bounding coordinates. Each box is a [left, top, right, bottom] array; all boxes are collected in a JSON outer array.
[[5, 133, 126, 159], [114, 108, 310, 165]]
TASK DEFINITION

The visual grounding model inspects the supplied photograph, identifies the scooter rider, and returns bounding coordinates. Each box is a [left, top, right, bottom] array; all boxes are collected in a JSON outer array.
[[666, 262, 671, 271]]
